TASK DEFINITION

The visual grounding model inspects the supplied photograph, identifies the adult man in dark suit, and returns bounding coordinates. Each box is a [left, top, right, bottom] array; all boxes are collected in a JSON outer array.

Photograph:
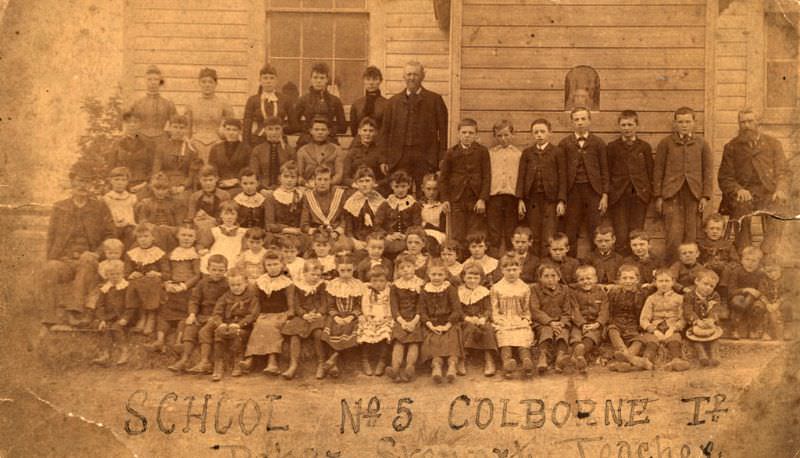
[[718, 108, 790, 255], [559, 107, 609, 257], [43, 161, 115, 329], [379, 60, 448, 191]]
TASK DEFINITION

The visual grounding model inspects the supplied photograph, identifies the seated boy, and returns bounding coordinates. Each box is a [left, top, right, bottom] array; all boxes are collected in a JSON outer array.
[[344, 117, 386, 190], [300, 165, 347, 239], [607, 264, 653, 371], [698, 213, 738, 298], [377, 170, 422, 257], [683, 268, 723, 367], [168, 255, 230, 373], [103, 166, 137, 242], [92, 260, 133, 366], [440, 239, 463, 282], [569, 265, 609, 372], [464, 232, 499, 286], [639, 269, 689, 372], [291, 62, 346, 147], [510, 226, 540, 284], [669, 242, 704, 294], [208, 119, 251, 194], [153, 114, 200, 194], [541, 233, 580, 285], [208, 268, 259, 381], [439, 118, 490, 246], [107, 111, 153, 193], [249, 116, 296, 190], [531, 264, 574, 373], [356, 231, 393, 281], [296, 116, 346, 186], [726, 246, 767, 339], [582, 225, 625, 286], [623, 229, 662, 289], [135, 172, 182, 250], [187, 165, 231, 233], [233, 168, 267, 229]]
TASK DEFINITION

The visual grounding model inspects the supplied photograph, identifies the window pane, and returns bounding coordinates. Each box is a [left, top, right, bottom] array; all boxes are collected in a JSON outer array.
[[304, 0, 334, 7], [335, 15, 367, 59], [335, 59, 367, 104], [767, 61, 798, 107], [272, 58, 302, 98], [766, 13, 799, 59], [303, 15, 334, 58], [336, 0, 366, 8], [270, 13, 301, 58]]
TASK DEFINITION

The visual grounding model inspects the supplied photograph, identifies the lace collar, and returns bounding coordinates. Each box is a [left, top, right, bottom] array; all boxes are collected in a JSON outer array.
[[217, 224, 242, 237], [255, 274, 292, 294], [393, 276, 424, 292], [458, 285, 490, 304], [470, 256, 498, 274], [327, 277, 365, 298], [343, 190, 385, 217], [295, 279, 324, 295], [105, 190, 133, 201], [100, 279, 129, 293], [127, 246, 165, 265], [386, 194, 417, 211], [424, 281, 451, 293], [272, 187, 300, 205], [170, 246, 199, 261], [234, 192, 266, 208]]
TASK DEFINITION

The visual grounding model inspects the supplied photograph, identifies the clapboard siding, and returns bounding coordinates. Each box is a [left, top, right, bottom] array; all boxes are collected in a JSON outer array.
[[462, 111, 706, 135], [464, 5, 706, 27], [463, 26, 705, 48], [462, 89, 705, 112], [462, 68, 705, 91], [462, 48, 706, 69]]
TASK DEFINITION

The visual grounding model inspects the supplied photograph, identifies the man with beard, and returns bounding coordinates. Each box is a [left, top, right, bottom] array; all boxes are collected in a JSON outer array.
[[718, 108, 790, 255], [379, 61, 448, 193]]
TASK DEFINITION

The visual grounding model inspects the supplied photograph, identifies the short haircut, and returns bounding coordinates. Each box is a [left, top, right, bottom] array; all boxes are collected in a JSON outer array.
[[395, 253, 417, 269], [335, 252, 355, 266], [368, 265, 389, 280], [310, 115, 331, 128], [441, 239, 461, 253], [199, 164, 219, 178], [100, 259, 124, 277], [500, 254, 520, 268], [466, 232, 488, 246], [678, 242, 699, 252], [530, 118, 552, 131], [694, 268, 719, 285], [263, 250, 282, 262], [618, 110, 639, 124], [353, 165, 375, 181], [461, 261, 485, 280], [537, 263, 561, 279], [312, 230, 332, 244], [223, 118, 242, 129], [704, 213, 726, 228], [421, 173, 438, 188], [177, 222, 196, 234], [278, 235, 301, 249], [311, 62, 330, 77], [244, 227, 266, 241], [594, 225, 615, 238], [109, 166, 130, 179], [617, 263, 641, 280], [207, 254, 228, 268], [313, 165, 332, 178], [405, 225, 428, 242], [458, 118, 478, 130], [570, 107, 591, 120], [366, 230, 387, 242], [493, 119, 514, 135], [218, 200, 239, 216], [198, 67, 218, 81], [280, 160, 299, 177], [741, 246, 764, 258], [362, 65, 383, 81], [303, 258, 323, 273], [629, 229, 650, 242], [133, 222, 155, 236], [653, 268, 674, 280], [674, 106, 695, 119], [226, 267, 246, 280], [426, 257, 447, 274], [357, 116, 378, 130], [332, 236, 355, 255], [169, 114, 189, 126], [548, 232, 569, 247], [260, 64, 277, 76], [101, 238, 124, 252], [239, 167, 257, 180], [264, 115, 283, 127], [389, 170, 412, 185], [513, 226, 533, 241], [575, 264, 597, 277]]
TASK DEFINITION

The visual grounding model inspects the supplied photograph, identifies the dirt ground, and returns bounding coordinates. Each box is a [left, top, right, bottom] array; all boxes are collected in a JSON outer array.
[[2, 221, 799, 457]]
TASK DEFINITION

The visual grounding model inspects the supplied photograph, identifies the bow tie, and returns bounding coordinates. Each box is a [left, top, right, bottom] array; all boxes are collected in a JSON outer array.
[[262, 92, 278, 103]]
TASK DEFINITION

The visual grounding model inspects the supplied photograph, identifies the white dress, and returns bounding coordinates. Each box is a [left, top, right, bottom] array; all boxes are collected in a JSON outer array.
[[201, 225, 246, 273], [356, 285, 393, 344], [490, 278, 534, 347]]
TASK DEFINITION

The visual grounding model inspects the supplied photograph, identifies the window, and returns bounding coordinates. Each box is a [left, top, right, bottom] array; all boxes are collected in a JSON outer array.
[[564, 66, 601, 111], [765, 12, 799, 108], [266, 0, 369, 105]]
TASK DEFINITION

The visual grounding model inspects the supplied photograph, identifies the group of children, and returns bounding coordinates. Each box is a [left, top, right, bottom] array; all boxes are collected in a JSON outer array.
[[59, 60, 791, 384]]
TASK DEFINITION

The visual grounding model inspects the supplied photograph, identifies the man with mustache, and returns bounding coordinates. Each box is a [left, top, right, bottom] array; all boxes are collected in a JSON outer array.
[[718, 108, 790, 255]]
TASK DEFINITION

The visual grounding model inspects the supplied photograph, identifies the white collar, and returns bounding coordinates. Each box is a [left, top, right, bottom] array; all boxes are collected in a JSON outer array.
[[424, 281, 451, 293], [127, 246, 165, 265], [261, 91, 278, 102], [327, 277, 365, 297], [393, 276, 424, 291], [100, 279, 129, 293], [295, 279, 324, 295], [405, 87, 422, 96], [105, 190, 132, 200], [234, 192, 266, 208], [255, 274, 292, 294], [272, 187, 301, 205], [386, 194, 416, 211], [169, 246, 199, 261], [458, 285, 490, 304]]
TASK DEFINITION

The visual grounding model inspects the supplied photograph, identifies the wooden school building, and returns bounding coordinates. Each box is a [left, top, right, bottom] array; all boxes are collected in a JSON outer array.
[[124, 0, 798, 189]]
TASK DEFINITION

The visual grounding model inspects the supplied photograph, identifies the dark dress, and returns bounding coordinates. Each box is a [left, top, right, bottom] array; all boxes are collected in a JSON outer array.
[[246, 274, 293, 356], [420, 282, 463, 360], [161, 247, 202, 322], [322, 277, 364, 351], [607, 287, 648, 342], [282, 281, 328, 338], [459, 285, 497, 351], [389, 277, 424, 344]]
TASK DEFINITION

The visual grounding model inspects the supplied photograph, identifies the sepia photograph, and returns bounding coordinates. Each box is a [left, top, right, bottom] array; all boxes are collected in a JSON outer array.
[[0, 0, 798, 456]]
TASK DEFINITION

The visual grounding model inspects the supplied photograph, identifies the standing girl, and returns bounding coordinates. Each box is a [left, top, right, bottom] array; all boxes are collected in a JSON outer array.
[[125, 223, 170, 336], [199, 201, 247, 274], [420, 259, 463, 383], [130, 65, 177, 149], [387, 254, 425, 382], [242, 64, 290, 147], [236, 227, 267, 283], [356, 265, 393, 376], [185, 67, 235, 163], [491, 255, 534, 378], [321, 254, 365, 377]]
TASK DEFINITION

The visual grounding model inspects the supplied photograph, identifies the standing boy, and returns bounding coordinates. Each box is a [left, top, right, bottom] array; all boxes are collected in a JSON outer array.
[[606, 110, 653, 254], [439, 118, 490, 246], [653, 107, 713, 263], [518, 118, 566, 257], [486, 120, 524, 255], [249, 116, 295, 190], [559, 107, 609, 258], [208, 119, 252, 194], [291, 62, 346, 148]]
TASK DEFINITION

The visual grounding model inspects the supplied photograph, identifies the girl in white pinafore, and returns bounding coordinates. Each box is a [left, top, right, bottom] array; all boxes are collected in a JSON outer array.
[[199, 201, 246, 273]]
